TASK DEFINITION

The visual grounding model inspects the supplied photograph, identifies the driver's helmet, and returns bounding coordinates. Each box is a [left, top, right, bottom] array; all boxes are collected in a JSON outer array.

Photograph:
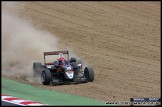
[[58, 53, 66, 64]]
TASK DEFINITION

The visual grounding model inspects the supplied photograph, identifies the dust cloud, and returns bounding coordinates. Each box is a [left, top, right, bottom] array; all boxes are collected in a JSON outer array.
[[2, 2, 88, 83], [2, 2, 59, 83]]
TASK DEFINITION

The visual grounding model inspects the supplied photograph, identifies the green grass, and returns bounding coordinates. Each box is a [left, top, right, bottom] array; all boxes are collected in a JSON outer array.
[[2, 77, 106, 106]]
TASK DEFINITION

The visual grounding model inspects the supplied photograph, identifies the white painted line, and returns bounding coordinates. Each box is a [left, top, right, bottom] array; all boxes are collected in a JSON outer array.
[[12, 99, 31, 104], [1, 96, 16, 99]]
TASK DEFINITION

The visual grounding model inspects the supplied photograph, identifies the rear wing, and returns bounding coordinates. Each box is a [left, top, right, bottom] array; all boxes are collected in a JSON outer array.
[[44, 51, 69, 65]]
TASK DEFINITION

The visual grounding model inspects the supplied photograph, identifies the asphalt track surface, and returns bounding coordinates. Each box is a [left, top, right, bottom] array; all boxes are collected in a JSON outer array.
[[1, 101, 20, 106]]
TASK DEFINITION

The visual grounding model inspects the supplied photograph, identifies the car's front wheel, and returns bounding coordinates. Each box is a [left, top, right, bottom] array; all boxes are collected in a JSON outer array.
[[84, 67, 94, 82]]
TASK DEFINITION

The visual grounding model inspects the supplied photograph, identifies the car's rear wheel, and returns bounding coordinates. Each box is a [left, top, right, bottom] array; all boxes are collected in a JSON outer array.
[[33, 62, 42, 77], [84, 67, 94, 82], [73, 59, 83, 70], [41, 69, 51, 85]]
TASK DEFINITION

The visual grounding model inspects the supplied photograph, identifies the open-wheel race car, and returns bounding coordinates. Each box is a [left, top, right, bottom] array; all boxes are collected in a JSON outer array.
[[33, 51, 94, 85]]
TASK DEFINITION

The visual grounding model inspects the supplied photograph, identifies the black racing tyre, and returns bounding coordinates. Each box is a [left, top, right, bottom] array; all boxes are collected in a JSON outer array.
[[33, 62, 42, 77], [70, 57, 76, 63], [41, 69, 51, 85], [84, 67, 94, 82]]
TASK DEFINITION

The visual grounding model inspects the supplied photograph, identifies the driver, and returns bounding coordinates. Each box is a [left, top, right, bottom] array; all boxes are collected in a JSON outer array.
[[58, 53, 67, 66]]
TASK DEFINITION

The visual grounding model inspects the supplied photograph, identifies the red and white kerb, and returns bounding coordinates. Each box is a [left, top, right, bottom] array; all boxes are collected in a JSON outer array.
[[1, 94, 48, 106]]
